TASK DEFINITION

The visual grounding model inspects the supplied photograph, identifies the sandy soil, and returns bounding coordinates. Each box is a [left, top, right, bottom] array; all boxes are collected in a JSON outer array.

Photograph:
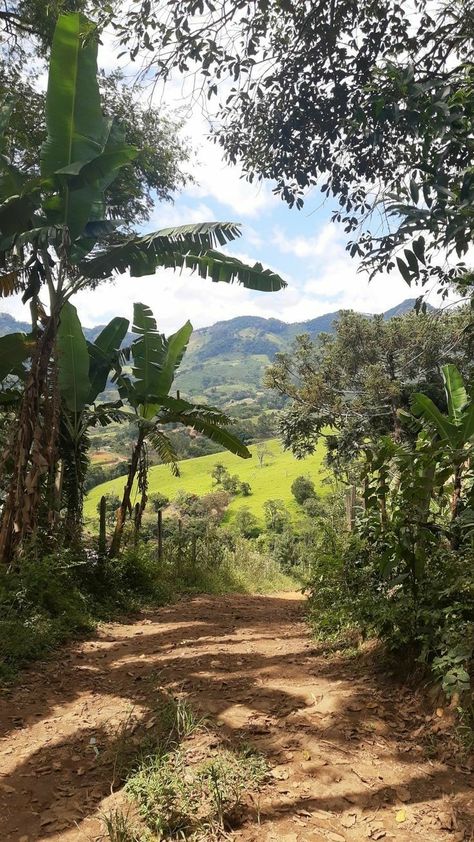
[[0, 592, 473, 841]]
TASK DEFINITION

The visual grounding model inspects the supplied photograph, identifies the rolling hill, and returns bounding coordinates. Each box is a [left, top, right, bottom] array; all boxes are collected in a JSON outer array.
[[84, 437, 329, 524], [1, 298, 424, 407]]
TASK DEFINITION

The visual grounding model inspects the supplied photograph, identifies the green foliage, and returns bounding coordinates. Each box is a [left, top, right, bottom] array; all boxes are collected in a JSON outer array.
[[222, 472, 241, 494], [126, 744, 266, 837], [115, 0, 473, 290], [233, 507, 260, 539], [291, 475, 316, 505], [149, 493, 169, 512], [97, 493, 121, 525], [263, 499, 289, 533], [57, 302, 91, 413], [267, 308, 473, 468]]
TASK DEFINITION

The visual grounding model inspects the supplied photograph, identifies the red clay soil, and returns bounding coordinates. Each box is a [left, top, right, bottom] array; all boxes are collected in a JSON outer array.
[[0, 592, 473, 841]]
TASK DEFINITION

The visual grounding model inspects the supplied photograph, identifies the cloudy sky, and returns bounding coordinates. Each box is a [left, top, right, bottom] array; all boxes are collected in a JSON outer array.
[[2, 33, 434, 333]]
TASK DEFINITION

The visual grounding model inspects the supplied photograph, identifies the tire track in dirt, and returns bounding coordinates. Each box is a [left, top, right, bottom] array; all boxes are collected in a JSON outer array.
[[0, 592, 472, 841]]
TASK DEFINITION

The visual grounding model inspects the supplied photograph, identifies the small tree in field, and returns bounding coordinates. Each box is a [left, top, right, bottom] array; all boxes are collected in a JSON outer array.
[[240, 481, 252, 497], [256, 442, 272, 468], [234, 507, 260, 539], [211, 463, 228, 485], [222, 473, 241, 495], [263, 499, 289, 533], [291, 476, 316, 505]]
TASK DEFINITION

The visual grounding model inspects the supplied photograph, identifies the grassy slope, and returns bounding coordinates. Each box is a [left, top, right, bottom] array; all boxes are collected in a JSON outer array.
[[85, 437, 328, 523]]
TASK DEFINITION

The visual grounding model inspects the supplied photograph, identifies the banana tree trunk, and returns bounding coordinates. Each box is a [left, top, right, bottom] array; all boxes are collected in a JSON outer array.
[[109, 428, 145, 558], [0, 315, 58, 565], [450, 462, 463, 549]]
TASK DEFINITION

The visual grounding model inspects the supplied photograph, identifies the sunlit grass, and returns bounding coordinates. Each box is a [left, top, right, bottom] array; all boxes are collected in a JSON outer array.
[[85, 437, 328, 523]]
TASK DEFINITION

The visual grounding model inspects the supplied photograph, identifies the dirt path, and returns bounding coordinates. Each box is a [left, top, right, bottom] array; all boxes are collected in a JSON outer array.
[[0, 592, 473, 841]]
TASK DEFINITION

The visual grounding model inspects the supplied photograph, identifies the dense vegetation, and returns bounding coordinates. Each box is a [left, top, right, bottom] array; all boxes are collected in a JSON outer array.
[[0, 6, 473, 832]]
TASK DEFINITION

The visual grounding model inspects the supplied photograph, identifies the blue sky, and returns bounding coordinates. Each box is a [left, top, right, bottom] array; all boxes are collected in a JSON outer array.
[[2, 38, 431, 334]]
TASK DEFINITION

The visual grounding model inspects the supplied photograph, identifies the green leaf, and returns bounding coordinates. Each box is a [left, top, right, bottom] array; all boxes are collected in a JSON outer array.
[[172, 413, 251, 458], [40, 13, 108, 239], [411, 392, 457, 443], [409, 177, 419, 204], [412, 236, 425, 265], [87, 316, 129, 403], [152, 320, 193, 398], [396, 257, 412, 285], [0, 332, 32, 381], [441, 364, 467, 424], [129, 303, 165, 412], [147, 429, 180, 476], [79, 224, 287, 291], [461, 388, 474, 442], [157, 396, 250, 459], [132, 301, 157, 334], [57, 301, 90, 413]]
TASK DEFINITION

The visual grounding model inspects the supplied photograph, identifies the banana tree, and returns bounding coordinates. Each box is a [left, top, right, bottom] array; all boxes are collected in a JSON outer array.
[[0, 12, 285, 563], [56, 303, 130, 540], [109, 303, 251, 557], [412, 364, 474, 532]]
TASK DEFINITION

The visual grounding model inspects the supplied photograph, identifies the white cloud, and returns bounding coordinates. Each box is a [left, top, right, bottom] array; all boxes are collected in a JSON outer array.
[[272, 223, 341, 259]]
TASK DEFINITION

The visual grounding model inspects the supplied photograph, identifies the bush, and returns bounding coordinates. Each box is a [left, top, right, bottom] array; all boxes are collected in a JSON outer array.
[[149, 493, 170, 512], [306, 530, 474, 698], [97, 493, 121, 525], [0, 545, 173, 682], [233, 507, 260, 539], [263, 499, 289, 533], [291, 475, 316, 505]]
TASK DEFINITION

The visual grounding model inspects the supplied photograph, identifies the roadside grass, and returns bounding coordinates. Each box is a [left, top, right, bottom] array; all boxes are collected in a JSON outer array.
[[85, 437, 328, 525], [102, 694, 268, 842]]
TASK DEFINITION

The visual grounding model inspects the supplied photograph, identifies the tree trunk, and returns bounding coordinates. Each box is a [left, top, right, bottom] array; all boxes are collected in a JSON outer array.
[[109, 429, 145, 558], [450, 463, 463, 550], [157, 508, 163, 561], [0, 316, 58, 565], [345, 485, 356, 531], [98, 495, 107, 558]]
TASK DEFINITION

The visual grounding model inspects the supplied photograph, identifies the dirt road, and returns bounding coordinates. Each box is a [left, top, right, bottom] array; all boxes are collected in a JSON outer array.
[[0, 592, 473, 841]]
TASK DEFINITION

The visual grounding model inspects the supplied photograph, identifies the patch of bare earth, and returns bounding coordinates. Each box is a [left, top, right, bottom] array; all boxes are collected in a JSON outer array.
[[0, 593, 473, 841]]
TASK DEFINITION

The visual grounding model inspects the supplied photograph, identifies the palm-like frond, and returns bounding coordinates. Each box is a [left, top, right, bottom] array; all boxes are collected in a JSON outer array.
[[78, 222, 240, 278], [0, 224, 66, 255], [157, 395, 232, 426], [79, 223, 287, 291], [0, 270, 21, 297], [86, 402, 130, 428], [158, 396, 250, 459], [147, 428, 180, 476]]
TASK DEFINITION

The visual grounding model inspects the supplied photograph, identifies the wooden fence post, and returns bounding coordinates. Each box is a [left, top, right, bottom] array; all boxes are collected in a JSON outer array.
[[345, 485, 356, 531], [98, 495, 107, 558], [157, 509, 163, 561]]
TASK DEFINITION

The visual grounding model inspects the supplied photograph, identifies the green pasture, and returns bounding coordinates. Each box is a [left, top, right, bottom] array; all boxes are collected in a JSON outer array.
[[84, 437, 329, 523]]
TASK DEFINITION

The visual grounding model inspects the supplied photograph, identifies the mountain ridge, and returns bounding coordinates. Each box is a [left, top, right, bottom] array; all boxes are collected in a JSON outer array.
[[0, 298, 427, 404]]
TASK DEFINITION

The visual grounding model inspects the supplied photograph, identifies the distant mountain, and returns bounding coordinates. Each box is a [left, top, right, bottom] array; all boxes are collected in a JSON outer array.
[[0, 312, 133, 344], [174, 298, 426, 401], [0, 298, 427, 406], [0, 312, 30, 336]]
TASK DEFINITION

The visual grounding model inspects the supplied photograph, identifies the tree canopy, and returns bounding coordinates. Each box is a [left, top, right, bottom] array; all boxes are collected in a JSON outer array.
[[265, 307, 474, 471], [106, 0, 474, 292]]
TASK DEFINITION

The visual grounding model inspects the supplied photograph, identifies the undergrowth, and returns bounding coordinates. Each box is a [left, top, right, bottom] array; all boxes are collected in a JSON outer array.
[[102, 695, 267, 841]]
